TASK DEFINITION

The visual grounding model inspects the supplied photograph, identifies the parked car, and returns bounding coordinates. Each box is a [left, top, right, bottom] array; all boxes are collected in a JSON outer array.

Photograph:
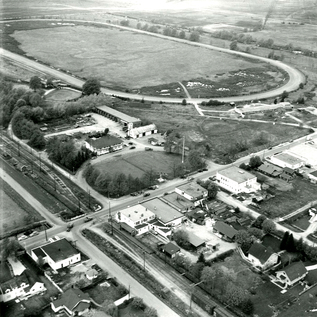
[[143, 192, 151, 197], [203, 168, 208, 171], [18, 235, 28, 241], [145, 147, 153, 151], [130, 146, 136, 150], [29, 231, 39, 237], [148, 185, 159, 190], [128, 142, 134, 145], [84, 216, 93, 223], [130, 192, 138, 196], [209, 176, 216, 181]]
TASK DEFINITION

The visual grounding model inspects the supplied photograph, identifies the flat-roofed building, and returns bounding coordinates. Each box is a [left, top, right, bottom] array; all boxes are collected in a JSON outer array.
[[216, 166, 260, 194], [31, 238, 80, 271], [115, 205, 155, 235], [270, 152, 304, 169], [85, 135, 123, 156], [141, 198, 184, 227], [174, 183, 208, 206], [95, 105, 141, 130], [161, 192, 194, 212], [287, 144, 317, 167]]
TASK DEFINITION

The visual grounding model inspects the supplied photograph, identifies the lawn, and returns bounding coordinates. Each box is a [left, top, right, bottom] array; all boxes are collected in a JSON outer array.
[[12, 24, 275, 90], [286, 213, 311, 231], [93, 151, 183, 179], [45, 88, 82, 101], [260, 177, 317, 218], [0, 179, 43, 236]]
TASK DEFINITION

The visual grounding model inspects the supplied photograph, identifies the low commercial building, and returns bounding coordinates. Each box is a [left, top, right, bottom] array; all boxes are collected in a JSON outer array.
[[95, 105, 141, 130], [31, 238, 81, 271], [287, 143, 317, 167], [141, 198, 184, 227], [161, 192, 195, 212], [85, 135, 123, 156], [127, 124, 158, 139], [115, 205, 156, 236], [216, 166, 260, 194], [308, 170, 317, 183], [175, 183, 208, 207], [270, 152, 304, 169]]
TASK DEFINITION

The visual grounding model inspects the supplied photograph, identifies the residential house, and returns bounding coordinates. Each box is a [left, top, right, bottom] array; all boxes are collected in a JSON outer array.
[[148, 219, 172, 238], [186, 232, 206, 250], [86, 269, 98, 281], [161, 242, 180, 259], [115, 205, 156, 236], [85, 135, 123, 156], [51, 288, 90, 316], [186, 209, 206, 225], [216, 166, 261, 194], [247, 243, 279, 271], [274, 261, 308, 289], [0, 274, 46, 303], [174, 183, 208, 207], [270, 152, 304, 169], [258, 163, 282, 177], [213, 221, 237, 242], [31, 238, 81, 271], [127, 124, 158, 139], [94, 105, 141, 130]]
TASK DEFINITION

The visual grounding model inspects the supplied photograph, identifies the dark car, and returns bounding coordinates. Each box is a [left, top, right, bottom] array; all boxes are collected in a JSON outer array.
[[130, 192, 138, 196], [128, 142, 134, 145], [84, 216, 93, 223], [143, 192, 150, 197], [130, 146, 136, 149]]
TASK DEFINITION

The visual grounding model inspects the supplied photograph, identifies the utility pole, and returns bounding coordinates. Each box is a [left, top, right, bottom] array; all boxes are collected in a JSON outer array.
[[109, 201, 113, 235], [182, 136, 185, 164], [43, 223, 48, 242], [88, 189, 91, 209], [143, 251, 146, 271]]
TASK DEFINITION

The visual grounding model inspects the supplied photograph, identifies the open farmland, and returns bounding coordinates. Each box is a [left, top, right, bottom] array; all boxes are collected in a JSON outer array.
[[12, 25, 276, 90], [93, 151, 183, 179]]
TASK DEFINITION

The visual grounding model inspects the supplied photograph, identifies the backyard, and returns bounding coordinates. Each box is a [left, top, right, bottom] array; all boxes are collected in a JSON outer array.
[[260, 177, 317, 218]]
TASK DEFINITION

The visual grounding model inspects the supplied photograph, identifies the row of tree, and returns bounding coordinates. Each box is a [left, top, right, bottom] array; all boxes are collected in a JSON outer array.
[[85, 165, 160, 197]]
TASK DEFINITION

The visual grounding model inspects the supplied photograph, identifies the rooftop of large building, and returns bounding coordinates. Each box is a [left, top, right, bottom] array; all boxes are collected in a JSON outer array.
[[141, 198, 184, 224], [217, 166, 256, 184], [85, 135, 122, 149], [175, 182, 207, 199], [96, 105, 141, 123], [118, 205, 155, 223], [273, 152, 303, 165]]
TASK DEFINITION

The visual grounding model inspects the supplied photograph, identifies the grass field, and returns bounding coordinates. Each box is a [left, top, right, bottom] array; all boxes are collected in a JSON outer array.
[[0, 179, 35, 236], [45, 88, 82, 101], [93, 151, 183, 179], [12, 24, 272, 89], [115, 103, 311, 162], [260, 178, 317, 218]]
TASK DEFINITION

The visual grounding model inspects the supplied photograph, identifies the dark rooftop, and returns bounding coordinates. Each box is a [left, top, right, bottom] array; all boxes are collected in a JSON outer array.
[[214, 221, 237, 239], [248, 243, 276, 264], [86, 135, 122, 149]]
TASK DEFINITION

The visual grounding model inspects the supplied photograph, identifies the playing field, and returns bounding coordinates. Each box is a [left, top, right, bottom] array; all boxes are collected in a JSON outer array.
[[12, 25, 269, 89], [93, 151, 183, 179]]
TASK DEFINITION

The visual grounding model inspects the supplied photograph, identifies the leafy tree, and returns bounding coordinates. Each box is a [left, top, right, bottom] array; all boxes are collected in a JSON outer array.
[[201, 266, 215, 285], [179, 30, 186, 39], [28, 130, 46, 150], [197, 252, 206, 264], [29, 76, 42, 91], [173, 230, 191, 250], [163, 27, 172, 36], [182, 99, 187, 105], [230, 41, 238, 51], [235, 230, 253, 253], [136, 22, 142, 29], [82, 78, 101, 96], [190, 262, 205, 279], [249, 156, 262, 169], [207, 182, 218, 199], [295, 237, 305, 253], [252, 215, 267, 229], [131, 297, 145, 310], [247, 227, 263, 240], [189, 31, 200, 42], [240, 298, 254, 315], [280, 90, 289, 102], [262, 219, 276, 234], [104, 128, 109, 136], [285, 233, 296, 252]]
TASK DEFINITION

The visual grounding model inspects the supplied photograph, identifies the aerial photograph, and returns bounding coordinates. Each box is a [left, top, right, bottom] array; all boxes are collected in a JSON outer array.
[[1, 0, 317, 316]]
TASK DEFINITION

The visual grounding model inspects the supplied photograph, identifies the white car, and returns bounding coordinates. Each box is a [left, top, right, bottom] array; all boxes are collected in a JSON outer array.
[[18, 235, 28, 241], [29, 231, 39, 237]]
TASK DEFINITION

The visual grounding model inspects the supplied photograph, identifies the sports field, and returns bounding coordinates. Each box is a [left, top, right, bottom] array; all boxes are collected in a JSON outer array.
[[93, 151, 183, 179], [12, 25, 271, 89], [45, 88, 82, 101]]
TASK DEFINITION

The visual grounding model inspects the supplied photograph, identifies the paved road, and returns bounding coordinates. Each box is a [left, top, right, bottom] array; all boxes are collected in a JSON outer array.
[[0, 18, 305, 104]]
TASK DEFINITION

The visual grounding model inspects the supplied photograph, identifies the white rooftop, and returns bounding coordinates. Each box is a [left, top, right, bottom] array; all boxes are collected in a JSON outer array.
[[119, 205, 155, 223], [217, 166, 256, 183]]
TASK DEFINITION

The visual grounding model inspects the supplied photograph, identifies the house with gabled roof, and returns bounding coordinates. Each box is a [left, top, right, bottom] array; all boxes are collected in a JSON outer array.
[[127, 124, 157, 139], [162, 242, 180, 259], [85, 135, 123, 156], [51, 288, 90, 316], [258, 163, 282, 177], [213, 221, 237, 242], [273, 261, 308, 289], [31, 238, 80, 271], [175, 183, 208, 207], [247, 243, 279, 271]]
